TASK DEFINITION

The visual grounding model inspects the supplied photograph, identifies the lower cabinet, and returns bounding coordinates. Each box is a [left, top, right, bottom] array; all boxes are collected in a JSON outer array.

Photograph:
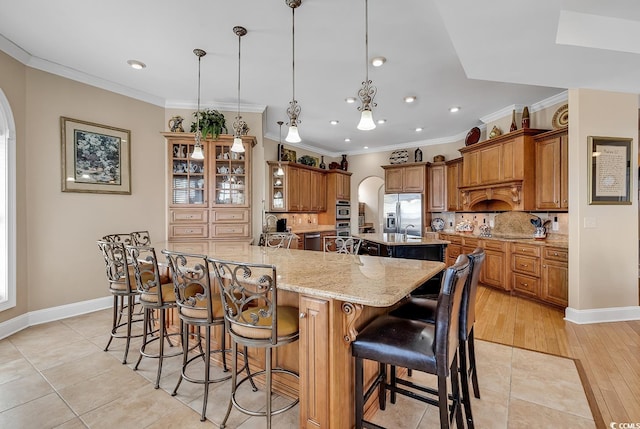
[[541, 247, 568, 307], [481, 240, 509, 291]]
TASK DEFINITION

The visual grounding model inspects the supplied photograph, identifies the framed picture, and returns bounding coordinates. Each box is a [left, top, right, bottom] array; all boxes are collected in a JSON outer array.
[[61, 117, 131, 194], [278, 144, 297, 163], [588, 136, 632, 205]]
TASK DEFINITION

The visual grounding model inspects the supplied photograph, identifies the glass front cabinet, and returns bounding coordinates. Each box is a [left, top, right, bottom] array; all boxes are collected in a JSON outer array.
[[164, 133, 255, 241]]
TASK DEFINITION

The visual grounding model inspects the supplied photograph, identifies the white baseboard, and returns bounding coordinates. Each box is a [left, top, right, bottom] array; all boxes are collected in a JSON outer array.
[[0, 296, 112, 340], [565, 305, 640, 324]]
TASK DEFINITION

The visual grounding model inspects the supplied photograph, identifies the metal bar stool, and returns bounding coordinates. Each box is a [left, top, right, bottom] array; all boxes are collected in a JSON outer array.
[[322, 235, 363, 254], [209, 257, 300, 429], [351, 255, 470, 429], [125, 244, 184, 389], [390, 248, 485, 428]]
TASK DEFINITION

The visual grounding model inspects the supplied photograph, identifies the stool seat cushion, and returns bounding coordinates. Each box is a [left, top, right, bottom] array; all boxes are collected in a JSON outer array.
[[180, 294, 224, 320], [352, 315, 437, 374], [140, 282, 178, 304], [109, 280, 137, 293], [232, 305, 299, 340], [390, 297, 437, 324]]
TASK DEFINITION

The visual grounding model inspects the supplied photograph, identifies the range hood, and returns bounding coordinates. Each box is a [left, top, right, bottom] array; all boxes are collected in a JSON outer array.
[[459, 181, 524, 211]]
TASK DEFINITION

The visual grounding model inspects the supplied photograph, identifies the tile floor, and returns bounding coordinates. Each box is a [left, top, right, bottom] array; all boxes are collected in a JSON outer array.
[[0, 309, 596, 428]]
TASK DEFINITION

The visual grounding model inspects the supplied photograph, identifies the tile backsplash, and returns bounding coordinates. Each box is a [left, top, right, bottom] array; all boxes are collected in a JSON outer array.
[[431, 212, 568, 236]]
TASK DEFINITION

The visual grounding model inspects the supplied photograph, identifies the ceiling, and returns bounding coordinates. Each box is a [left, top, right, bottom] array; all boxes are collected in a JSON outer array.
[[1, 0, 638, 156]]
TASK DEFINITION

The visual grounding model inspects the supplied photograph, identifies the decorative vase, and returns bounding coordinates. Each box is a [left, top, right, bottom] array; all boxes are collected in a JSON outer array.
[[521, 106, 530, 129], [340, 154, 348, 171], [414, 147, 423, 162], [510, 109, 517, 132], [319, 156, 326, 169]]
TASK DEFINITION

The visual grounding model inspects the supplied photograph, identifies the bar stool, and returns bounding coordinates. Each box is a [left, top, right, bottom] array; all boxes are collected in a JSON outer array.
[[97, 239, 142, 364], [209, 257, 300, 429], [391, 248, 485, 428], [163, 250, 255, 422], [130, 230, 151, 246], [351, 255, 470, 429], [125, 244, 184, 389], [322, 235, 363, 254], [261, 232, 296, 249]]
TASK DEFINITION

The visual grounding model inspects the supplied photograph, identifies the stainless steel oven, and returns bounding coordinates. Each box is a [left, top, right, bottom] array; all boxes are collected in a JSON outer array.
[[336, 200, 351, 219], [336, 220, 351, 236]]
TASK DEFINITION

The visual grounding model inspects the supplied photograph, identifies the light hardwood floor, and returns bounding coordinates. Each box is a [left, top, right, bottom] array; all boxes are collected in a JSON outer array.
[[474, 285, 640, 428]]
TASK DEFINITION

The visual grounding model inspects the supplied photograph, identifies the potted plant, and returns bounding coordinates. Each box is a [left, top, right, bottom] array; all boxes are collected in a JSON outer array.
[[190, 109, 228, 140]]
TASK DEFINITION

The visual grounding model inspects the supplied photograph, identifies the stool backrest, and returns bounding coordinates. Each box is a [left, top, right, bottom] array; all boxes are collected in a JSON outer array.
[[434, 254, 469, 376], [130, 230, 151, 246], [102, 233, 133, 245], [262, 232, 296, 249], [124, 245, 165, 303], [163, 250, 218, 323], [323, 236, 363, 254], [209, 258, 281, 346], [460, 247, 485, 340], [97, 239, 134, 292]]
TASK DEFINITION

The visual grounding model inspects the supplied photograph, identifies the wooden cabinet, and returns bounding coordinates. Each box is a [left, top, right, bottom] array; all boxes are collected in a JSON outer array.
[[440, 233, 462, 267], [535, 128, 568, 210], [268, 162, 328, 213], [480, 239, 509, 291], [541, 247, 568, 307], [446, 158, 463, 211], [382, 163, 426, 193], [332, 170, 351, 200], [165, 133, 255, 241], [428, 162, 446, 212], [511, 243, 541, 298]]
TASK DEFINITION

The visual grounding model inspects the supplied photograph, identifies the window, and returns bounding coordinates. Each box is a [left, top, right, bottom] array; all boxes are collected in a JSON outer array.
[[0, 89, 16, 312]]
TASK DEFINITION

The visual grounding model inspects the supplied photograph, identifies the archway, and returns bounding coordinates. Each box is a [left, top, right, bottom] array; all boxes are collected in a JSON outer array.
[[357, 176, 384, 233]]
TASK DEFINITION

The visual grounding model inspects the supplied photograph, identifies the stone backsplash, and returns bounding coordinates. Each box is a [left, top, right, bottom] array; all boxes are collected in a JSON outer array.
[[431, 211, 568, 236]]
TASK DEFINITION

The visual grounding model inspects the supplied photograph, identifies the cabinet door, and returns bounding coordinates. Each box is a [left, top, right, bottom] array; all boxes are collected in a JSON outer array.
[[298, 169, 312, 211], [169, 140, 207, 207], [403, 165, 425, 192], [479, 145, 502, 183], [446, 162, 461, 211], [462, 152, 480, 186], [542, 261, 568, 307], [385, 168, 403, 193], [428, 164, 446, 212], [560, 134, 569, 209], [535, 136, 561, 209], [287, 167, 301, 211], [481, 249, 508, 290], [299, 296, 330, 429], [311, 171, 327, 211], [270, 165, 286, 211]]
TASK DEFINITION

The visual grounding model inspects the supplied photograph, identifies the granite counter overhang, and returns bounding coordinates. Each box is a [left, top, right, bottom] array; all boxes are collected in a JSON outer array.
[[356, 232, 450, 246], [438, 231, 568, 249]]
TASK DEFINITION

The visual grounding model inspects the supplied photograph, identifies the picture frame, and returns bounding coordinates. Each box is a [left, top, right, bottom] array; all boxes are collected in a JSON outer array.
[[278, 144, 297, 163], [588, 136, 632, 205], [61, 117, 131, 194]]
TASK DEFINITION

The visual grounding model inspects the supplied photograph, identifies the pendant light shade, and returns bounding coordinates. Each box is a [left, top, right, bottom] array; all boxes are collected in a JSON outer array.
[[285, 0, 302, 143], [231, 26, 247, 153], [191, 48, 206, 159], [356, 0, 377, 130]]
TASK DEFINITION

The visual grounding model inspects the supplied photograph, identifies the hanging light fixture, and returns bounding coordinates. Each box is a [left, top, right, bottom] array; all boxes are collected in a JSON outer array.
[[191, 48, 206, 159], [285, 0, 302, 143], [276, 121, 285, 176], [231, 26, 247, 153], [356, 0, 377, 131]]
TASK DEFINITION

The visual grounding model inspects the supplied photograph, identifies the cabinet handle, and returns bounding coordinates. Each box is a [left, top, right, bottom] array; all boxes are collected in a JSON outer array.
[[299, 312, 307, 319], [543, 265, 546, 268], [520, 264, 528, 267], [553, 252, 558, 256], [520, 282, 528, 287]]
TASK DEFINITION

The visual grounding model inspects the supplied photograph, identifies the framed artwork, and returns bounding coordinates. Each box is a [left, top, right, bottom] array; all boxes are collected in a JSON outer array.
[[278, 144, 297, 163], [588, 136, 632, 205], [61, 117, 131, 194]]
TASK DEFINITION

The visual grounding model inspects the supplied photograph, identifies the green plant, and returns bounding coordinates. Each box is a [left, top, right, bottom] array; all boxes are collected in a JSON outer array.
[[190, 109, 228, 140]]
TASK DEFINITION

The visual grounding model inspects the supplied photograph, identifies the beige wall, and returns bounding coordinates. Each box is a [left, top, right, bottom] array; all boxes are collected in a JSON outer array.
[[568, 89, 639, 309]]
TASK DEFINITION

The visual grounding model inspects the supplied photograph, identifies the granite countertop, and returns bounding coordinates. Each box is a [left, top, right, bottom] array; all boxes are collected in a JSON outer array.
[[356, 232, 450, 246], [160, 240, 444, 307], [438, 231, 568, 248]]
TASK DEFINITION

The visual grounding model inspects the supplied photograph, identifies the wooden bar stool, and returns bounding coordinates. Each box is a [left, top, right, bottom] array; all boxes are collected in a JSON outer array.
[[351, 255, 470, 429]]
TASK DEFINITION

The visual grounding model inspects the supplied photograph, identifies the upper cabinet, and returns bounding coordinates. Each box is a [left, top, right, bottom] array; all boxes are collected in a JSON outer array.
[[534, 128, 568, 210], [268, 161, 329, 212], [164, 133, 255, 241], [427, 162, 446, 212], [445, 158, 463, 212], [382, 163, 426, 193]]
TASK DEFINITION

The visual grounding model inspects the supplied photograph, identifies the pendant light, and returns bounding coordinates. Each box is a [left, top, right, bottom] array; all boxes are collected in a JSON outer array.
[[191, 48, 206, 159], [231, 26, 247, 153], [356, 0, 377, 131], [276, 121, 285, 176], [285, 0, 302, 143]]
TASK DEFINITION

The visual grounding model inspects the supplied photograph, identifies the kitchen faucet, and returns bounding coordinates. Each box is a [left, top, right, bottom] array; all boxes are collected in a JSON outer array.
[[403, 224, 415, 240]]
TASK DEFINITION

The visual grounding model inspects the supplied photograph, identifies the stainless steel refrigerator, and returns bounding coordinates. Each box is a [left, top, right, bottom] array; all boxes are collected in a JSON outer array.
[[383, 193, 423, 236]]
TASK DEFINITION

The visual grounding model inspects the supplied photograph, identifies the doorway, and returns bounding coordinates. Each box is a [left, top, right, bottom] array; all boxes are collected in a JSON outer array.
[[357, 176, 385, 233]]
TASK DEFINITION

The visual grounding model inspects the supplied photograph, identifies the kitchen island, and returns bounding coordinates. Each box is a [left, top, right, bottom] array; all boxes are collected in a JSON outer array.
[[159, 240, 445, 428]]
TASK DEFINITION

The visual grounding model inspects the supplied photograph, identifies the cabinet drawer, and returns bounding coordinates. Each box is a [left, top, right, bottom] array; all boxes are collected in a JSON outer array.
[[442, 234, 462, 245], [483, 239, 506, 252], [170, 209, 208, 223], [211, 209, 249, 223], [512, 254, 540, 277], [462, 237, 479, 248], [512, 273, 540, 297], [511, 243, 541, 257], [543, 247, 568, 262], [170, 224, 209, 239], [448, 244, 462, 258], [211, 223, 249, 238]]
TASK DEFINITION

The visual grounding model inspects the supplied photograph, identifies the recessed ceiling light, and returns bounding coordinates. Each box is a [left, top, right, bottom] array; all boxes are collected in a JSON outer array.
[[377, 119, 386, 124], [449, 106, 460, 113], [127, 59, 146, 70], [345, 138, 351, 142], [363, 146, 369, 149], [371, 56, 386, 67], [345, 97, 356, 104], [330, 120, 339, 125], [415, 127, 423, 132], [404, 96, 417, 103]]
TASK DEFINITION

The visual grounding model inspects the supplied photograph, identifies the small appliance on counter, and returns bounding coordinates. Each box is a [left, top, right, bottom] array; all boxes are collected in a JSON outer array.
[[276, 218, 287, 232]]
